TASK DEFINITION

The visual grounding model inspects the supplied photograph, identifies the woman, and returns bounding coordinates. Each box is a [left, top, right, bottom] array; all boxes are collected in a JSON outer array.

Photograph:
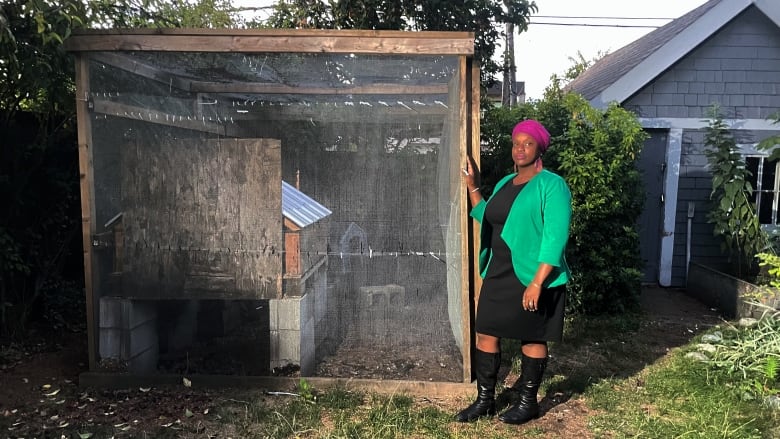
[[456, 119, 572, 425]]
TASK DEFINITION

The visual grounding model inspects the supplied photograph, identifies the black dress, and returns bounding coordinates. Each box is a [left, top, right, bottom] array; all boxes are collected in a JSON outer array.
[[474, 181, 566, 342]]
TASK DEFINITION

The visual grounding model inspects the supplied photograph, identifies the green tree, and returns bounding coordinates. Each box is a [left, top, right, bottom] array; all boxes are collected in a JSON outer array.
[[560, 50, 608, 83], [0, 0, 241, 335], [703, 105, 767, 278], [84, 0, 243, 28], [264, 0, 537, 85], [0, 0, 88, 334]]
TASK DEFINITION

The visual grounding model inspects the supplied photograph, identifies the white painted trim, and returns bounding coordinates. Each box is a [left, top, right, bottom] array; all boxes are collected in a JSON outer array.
[[756, 0, 780, 27], [639, 117, 780, 131], [659, 129, 683, 286], [594, 0, 752, 108]]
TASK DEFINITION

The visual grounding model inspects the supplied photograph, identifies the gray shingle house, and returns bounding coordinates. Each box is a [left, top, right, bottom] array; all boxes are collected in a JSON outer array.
[[568, 0, 780, 287]]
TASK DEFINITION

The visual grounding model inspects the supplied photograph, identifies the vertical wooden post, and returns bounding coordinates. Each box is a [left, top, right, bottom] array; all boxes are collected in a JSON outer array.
[[468, 58, 483, 381], [457, 55, 476, 383], [75, 55, 98, 370], [284, 220, 302, 277]]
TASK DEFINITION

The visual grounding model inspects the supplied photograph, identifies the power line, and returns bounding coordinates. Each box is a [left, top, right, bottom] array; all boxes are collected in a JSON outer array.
[[533, 15, 675, 20], [529, 21, 661, 28]]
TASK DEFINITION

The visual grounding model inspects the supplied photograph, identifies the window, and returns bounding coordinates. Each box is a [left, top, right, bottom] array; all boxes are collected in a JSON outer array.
[[745, 155, 780, 225]]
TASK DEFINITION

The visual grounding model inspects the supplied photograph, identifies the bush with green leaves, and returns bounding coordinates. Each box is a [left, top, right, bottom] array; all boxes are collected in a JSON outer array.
[[703, 105, 768, 278], [480, 84, 646, 315]]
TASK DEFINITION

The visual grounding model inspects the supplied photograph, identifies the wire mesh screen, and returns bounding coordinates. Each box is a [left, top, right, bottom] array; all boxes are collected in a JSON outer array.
[[87, 50, 468, 382]]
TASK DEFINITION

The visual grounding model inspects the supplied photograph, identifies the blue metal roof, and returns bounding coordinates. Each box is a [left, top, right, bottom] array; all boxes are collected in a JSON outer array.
[[282, 181, 332, 228]]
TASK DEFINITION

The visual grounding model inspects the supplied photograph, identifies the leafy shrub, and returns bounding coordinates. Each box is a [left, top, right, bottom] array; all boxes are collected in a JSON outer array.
[[703, 105, 767, 278]]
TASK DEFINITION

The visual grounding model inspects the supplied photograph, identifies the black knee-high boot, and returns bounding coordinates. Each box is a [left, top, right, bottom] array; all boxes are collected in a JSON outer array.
[[454, 350, 501, 422], [498, 354, 547, 424]]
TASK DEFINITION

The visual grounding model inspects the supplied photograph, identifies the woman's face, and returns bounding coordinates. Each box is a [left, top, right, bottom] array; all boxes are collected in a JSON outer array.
[[512, 132, 540, 168]]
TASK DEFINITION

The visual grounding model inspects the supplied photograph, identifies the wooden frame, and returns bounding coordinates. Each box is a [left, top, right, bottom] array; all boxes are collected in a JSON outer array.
[[67, 29, 480, 388], [63, 28, 474, 55], [75, 56, 99, 369]]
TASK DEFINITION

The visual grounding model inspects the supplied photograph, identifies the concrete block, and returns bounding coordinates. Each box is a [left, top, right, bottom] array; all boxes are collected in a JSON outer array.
[[99, 298, 123, 328], [128, 345, 159, 374], [358, 284, 406, 340], [129, 319, 158, 358], [270, 297, 302, 331], [99, 327, 122, 359], [97, 297, 159, 373], [268, 329, 280, 365], [313, 275, 328, 324], [274, 330, 301, 366]]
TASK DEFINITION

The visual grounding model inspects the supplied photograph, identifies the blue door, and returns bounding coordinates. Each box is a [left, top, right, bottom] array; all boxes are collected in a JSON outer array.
[[637, 130, 667, 284]]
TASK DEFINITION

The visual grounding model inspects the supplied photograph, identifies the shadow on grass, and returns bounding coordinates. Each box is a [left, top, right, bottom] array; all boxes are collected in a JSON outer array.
[[493, 287, 723, 416]]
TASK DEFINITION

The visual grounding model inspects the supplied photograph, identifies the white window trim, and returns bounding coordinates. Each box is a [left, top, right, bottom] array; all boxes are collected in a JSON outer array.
[[741, 143, 780, 232]]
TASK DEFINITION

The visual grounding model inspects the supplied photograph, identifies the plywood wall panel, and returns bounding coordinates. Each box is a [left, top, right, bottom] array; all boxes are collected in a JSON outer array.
[[120, 138, 283, 299]]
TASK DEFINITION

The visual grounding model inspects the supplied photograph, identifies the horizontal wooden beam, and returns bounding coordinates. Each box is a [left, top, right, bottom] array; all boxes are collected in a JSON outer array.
[[92, 99, 226, 135], [88, 53, 454, 96], [190, 81, 449, 95], [64, 29, 474, 55], [91, 53, 193, 91], [227, 105, 449, 123]]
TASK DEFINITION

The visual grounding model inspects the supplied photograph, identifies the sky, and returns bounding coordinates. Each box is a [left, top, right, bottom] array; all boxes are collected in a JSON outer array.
[[516, 0, 709, 100], [236, 0, 710, 100]]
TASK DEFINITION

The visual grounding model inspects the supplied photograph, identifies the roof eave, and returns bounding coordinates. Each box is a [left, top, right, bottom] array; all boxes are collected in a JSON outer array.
[[591, 0, 753, 108], [756, 0, 780, 27]]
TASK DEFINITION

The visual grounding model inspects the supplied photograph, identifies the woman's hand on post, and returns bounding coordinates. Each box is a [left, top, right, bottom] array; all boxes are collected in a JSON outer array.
[[463, 156, 480, 193]]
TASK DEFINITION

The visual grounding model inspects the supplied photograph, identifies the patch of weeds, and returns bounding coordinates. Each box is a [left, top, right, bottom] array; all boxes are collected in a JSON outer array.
[[583, 377, 625, 412], [214, 394, 322, 439], [266, 397, 322, 436], [321, 393, 465, 439], [298, 378, 316, 402], [316, 384, 364, 410], [216, 396, 275, 424], [363, 394, 416, 436], [586, 348, 773, 438], [695, 316, 780, 401]]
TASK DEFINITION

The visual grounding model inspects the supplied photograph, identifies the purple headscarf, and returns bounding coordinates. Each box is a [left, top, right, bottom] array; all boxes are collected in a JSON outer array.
[[512, 119, 550, 170]]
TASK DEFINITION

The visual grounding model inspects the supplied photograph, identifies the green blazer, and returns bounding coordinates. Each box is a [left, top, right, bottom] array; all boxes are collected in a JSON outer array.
[[470, 169, 572, 287]]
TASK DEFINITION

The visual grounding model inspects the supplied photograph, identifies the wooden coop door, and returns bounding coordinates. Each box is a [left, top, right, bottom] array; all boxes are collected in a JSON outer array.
[[119, 138, 283, 300]]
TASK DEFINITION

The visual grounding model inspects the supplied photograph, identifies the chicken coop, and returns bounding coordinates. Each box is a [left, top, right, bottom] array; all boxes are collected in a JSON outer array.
[[65, 29, 480, 391]]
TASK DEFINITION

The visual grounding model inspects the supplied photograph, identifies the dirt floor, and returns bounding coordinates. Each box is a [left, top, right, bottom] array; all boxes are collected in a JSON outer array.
[[0, 286, 724, 438]]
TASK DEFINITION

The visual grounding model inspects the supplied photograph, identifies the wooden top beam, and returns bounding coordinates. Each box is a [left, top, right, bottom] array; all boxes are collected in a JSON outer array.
[[64, 29, 474, 55]]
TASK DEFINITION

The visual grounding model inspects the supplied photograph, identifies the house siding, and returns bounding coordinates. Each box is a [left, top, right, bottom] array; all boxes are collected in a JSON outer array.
[[624, 6, 780, 286], [626, 7, 780, 121]]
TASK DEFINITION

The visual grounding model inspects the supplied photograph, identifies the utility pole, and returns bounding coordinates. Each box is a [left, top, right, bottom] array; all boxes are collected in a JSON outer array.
[[502, 8, 516, 107]]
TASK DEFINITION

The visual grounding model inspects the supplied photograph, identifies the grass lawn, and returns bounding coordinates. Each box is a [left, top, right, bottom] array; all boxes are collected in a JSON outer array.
[[1, 288, 778, 438]]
